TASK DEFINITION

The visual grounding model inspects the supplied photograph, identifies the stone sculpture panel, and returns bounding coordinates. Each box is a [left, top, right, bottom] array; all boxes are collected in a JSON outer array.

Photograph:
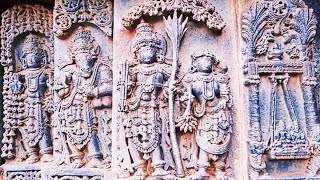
[[51, 0, 114, 178], [242, 0, 320, 178], [113, 0, 238, 179], [0, 0, 319, 179]]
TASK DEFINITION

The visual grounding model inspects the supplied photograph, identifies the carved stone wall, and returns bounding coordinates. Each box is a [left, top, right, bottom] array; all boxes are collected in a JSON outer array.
[[0, 0, 319, 180]]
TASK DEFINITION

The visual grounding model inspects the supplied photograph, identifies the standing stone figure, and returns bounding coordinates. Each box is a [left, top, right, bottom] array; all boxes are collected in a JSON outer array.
[[118, 23, 175, 178], [177, 51, 232, 179], [55, 28, 112, 168], [8, 34, 54, 164]]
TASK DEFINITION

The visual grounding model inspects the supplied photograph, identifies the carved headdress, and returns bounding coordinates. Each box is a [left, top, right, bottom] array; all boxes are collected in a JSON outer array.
[[130, 23, 167, 58], [21, 34, 48, 66], [191, 50, 219, 65], [70, 28, 100, 59]]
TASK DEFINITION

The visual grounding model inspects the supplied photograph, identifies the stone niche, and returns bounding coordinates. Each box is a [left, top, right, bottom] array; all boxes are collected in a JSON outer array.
[[0, 0, 319, 180]]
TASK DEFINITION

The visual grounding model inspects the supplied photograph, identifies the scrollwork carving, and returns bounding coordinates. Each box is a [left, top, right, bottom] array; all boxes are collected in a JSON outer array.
[[122, 0, 225, 31], [54, 0, 113, 38]]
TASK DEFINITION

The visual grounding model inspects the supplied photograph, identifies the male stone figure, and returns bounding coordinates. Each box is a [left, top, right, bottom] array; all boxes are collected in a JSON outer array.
[[177, 51, 232, 179], [9, 34, 53, 163], [118, 23, 175, 178], [55, 28, 112, 168]]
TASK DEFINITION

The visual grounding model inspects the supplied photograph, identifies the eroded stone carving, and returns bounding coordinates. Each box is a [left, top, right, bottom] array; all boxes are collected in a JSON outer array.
[[7, 170, 41, 180], [54, 28, 112, 169], [54, 0, 113, 37], [242, 0, 318, 177], [117, 22, 177, 179], [177, 51, 232, 179], [0, 5, 54, 164], [122, 0, 225, 30]]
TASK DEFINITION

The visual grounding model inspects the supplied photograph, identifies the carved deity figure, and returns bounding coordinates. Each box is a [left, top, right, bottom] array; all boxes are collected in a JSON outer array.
[[8, 34, 53, 163], [55, 28, 112, 168], [118, 23, 175, 178], [177, 51, 232, 179]]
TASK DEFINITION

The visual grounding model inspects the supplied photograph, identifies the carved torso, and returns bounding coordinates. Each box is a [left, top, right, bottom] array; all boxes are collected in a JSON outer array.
[[125, 63, 171, 154], [16, 68, 49, 147], [58, 62, 108, 149], [185, 72, 231, 155]]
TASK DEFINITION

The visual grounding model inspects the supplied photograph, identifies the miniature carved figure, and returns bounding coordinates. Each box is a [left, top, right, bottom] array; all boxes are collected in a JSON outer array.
[[118, 23, 176, 178], [54, 28, 112, 168], [7, 34, 54, 164], [177, 51, 232, 179]]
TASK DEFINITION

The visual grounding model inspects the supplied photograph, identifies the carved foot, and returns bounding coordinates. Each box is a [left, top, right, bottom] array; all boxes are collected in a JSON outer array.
[[215, 169, 226, 180], [71, 159, 85, 168], [191, 168, 209, 180], [88, 157, 104, 168], [40, 153, 53, 162], [151, 167, 170, 177], [26, 154, 40, 164], [133, 167, 147, 179]]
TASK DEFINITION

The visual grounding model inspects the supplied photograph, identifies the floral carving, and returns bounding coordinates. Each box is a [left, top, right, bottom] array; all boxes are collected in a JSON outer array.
[[54, 0, 113, 38], [122, 0, 225, 31]]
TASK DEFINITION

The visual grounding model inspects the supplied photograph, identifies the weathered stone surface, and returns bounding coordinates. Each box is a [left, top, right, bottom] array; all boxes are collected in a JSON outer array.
[[0, 0, 320, 179]]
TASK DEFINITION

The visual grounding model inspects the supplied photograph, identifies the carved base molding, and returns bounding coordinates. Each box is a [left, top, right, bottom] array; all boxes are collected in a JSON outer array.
[[1, 164, 116, 180]]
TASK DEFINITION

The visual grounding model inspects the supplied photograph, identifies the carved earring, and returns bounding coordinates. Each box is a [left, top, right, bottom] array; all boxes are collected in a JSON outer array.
[[156, 53, 165, 63], [189, 66, 197, 73]]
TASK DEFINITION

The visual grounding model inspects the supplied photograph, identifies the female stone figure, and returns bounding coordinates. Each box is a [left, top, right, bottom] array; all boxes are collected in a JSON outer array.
[[177, 51, 232, 179], [55, 28, 112, 168], [8, 34, 53, 163]]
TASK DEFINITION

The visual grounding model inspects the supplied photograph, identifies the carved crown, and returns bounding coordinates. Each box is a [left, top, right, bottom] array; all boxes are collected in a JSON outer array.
[[70, 28, 98, 54], [130, 23, 167, 57], [21, 34, 47, 60], [191, 50, 219, 65]]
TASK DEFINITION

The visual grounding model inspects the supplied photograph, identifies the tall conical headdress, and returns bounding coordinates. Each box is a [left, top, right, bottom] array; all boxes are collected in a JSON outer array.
[[130, 23, 167, 57]]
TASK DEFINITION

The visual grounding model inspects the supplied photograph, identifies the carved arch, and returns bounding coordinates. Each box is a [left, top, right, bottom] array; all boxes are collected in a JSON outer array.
[[122, 0, 225, 31]]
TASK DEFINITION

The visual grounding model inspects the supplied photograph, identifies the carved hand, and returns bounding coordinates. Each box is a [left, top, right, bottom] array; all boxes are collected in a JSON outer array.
[[176, 111, 198, 133], [10, 74, 24, 94]]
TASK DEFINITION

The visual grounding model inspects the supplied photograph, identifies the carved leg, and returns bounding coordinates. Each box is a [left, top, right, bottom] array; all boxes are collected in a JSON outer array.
[[151, 145, 170, 177], [68, 142, 85, 168], [39, 129, 53, 162], [128, 139, 146, 178], [87, 131, 104, 168], [22, 139, 40, 164], [214, 154, 227, 180], [193, 148, 209, 180]]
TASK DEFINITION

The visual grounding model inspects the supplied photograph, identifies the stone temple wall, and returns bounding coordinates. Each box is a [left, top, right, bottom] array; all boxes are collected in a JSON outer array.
[[0, 0, 320, 179]]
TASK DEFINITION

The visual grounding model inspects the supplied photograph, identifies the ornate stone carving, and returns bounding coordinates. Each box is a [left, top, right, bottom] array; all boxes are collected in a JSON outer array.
[[0, 5, 54, 164], [117, 22, 177, 179], [122, 0, 225, 30], [54, 27, 112, 169], [7, 170, 41, 180], [53, 0, 113, 37], [242, 0, 318, 177], [177, 50, 233, 179], [48, 175, 102, 180]]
